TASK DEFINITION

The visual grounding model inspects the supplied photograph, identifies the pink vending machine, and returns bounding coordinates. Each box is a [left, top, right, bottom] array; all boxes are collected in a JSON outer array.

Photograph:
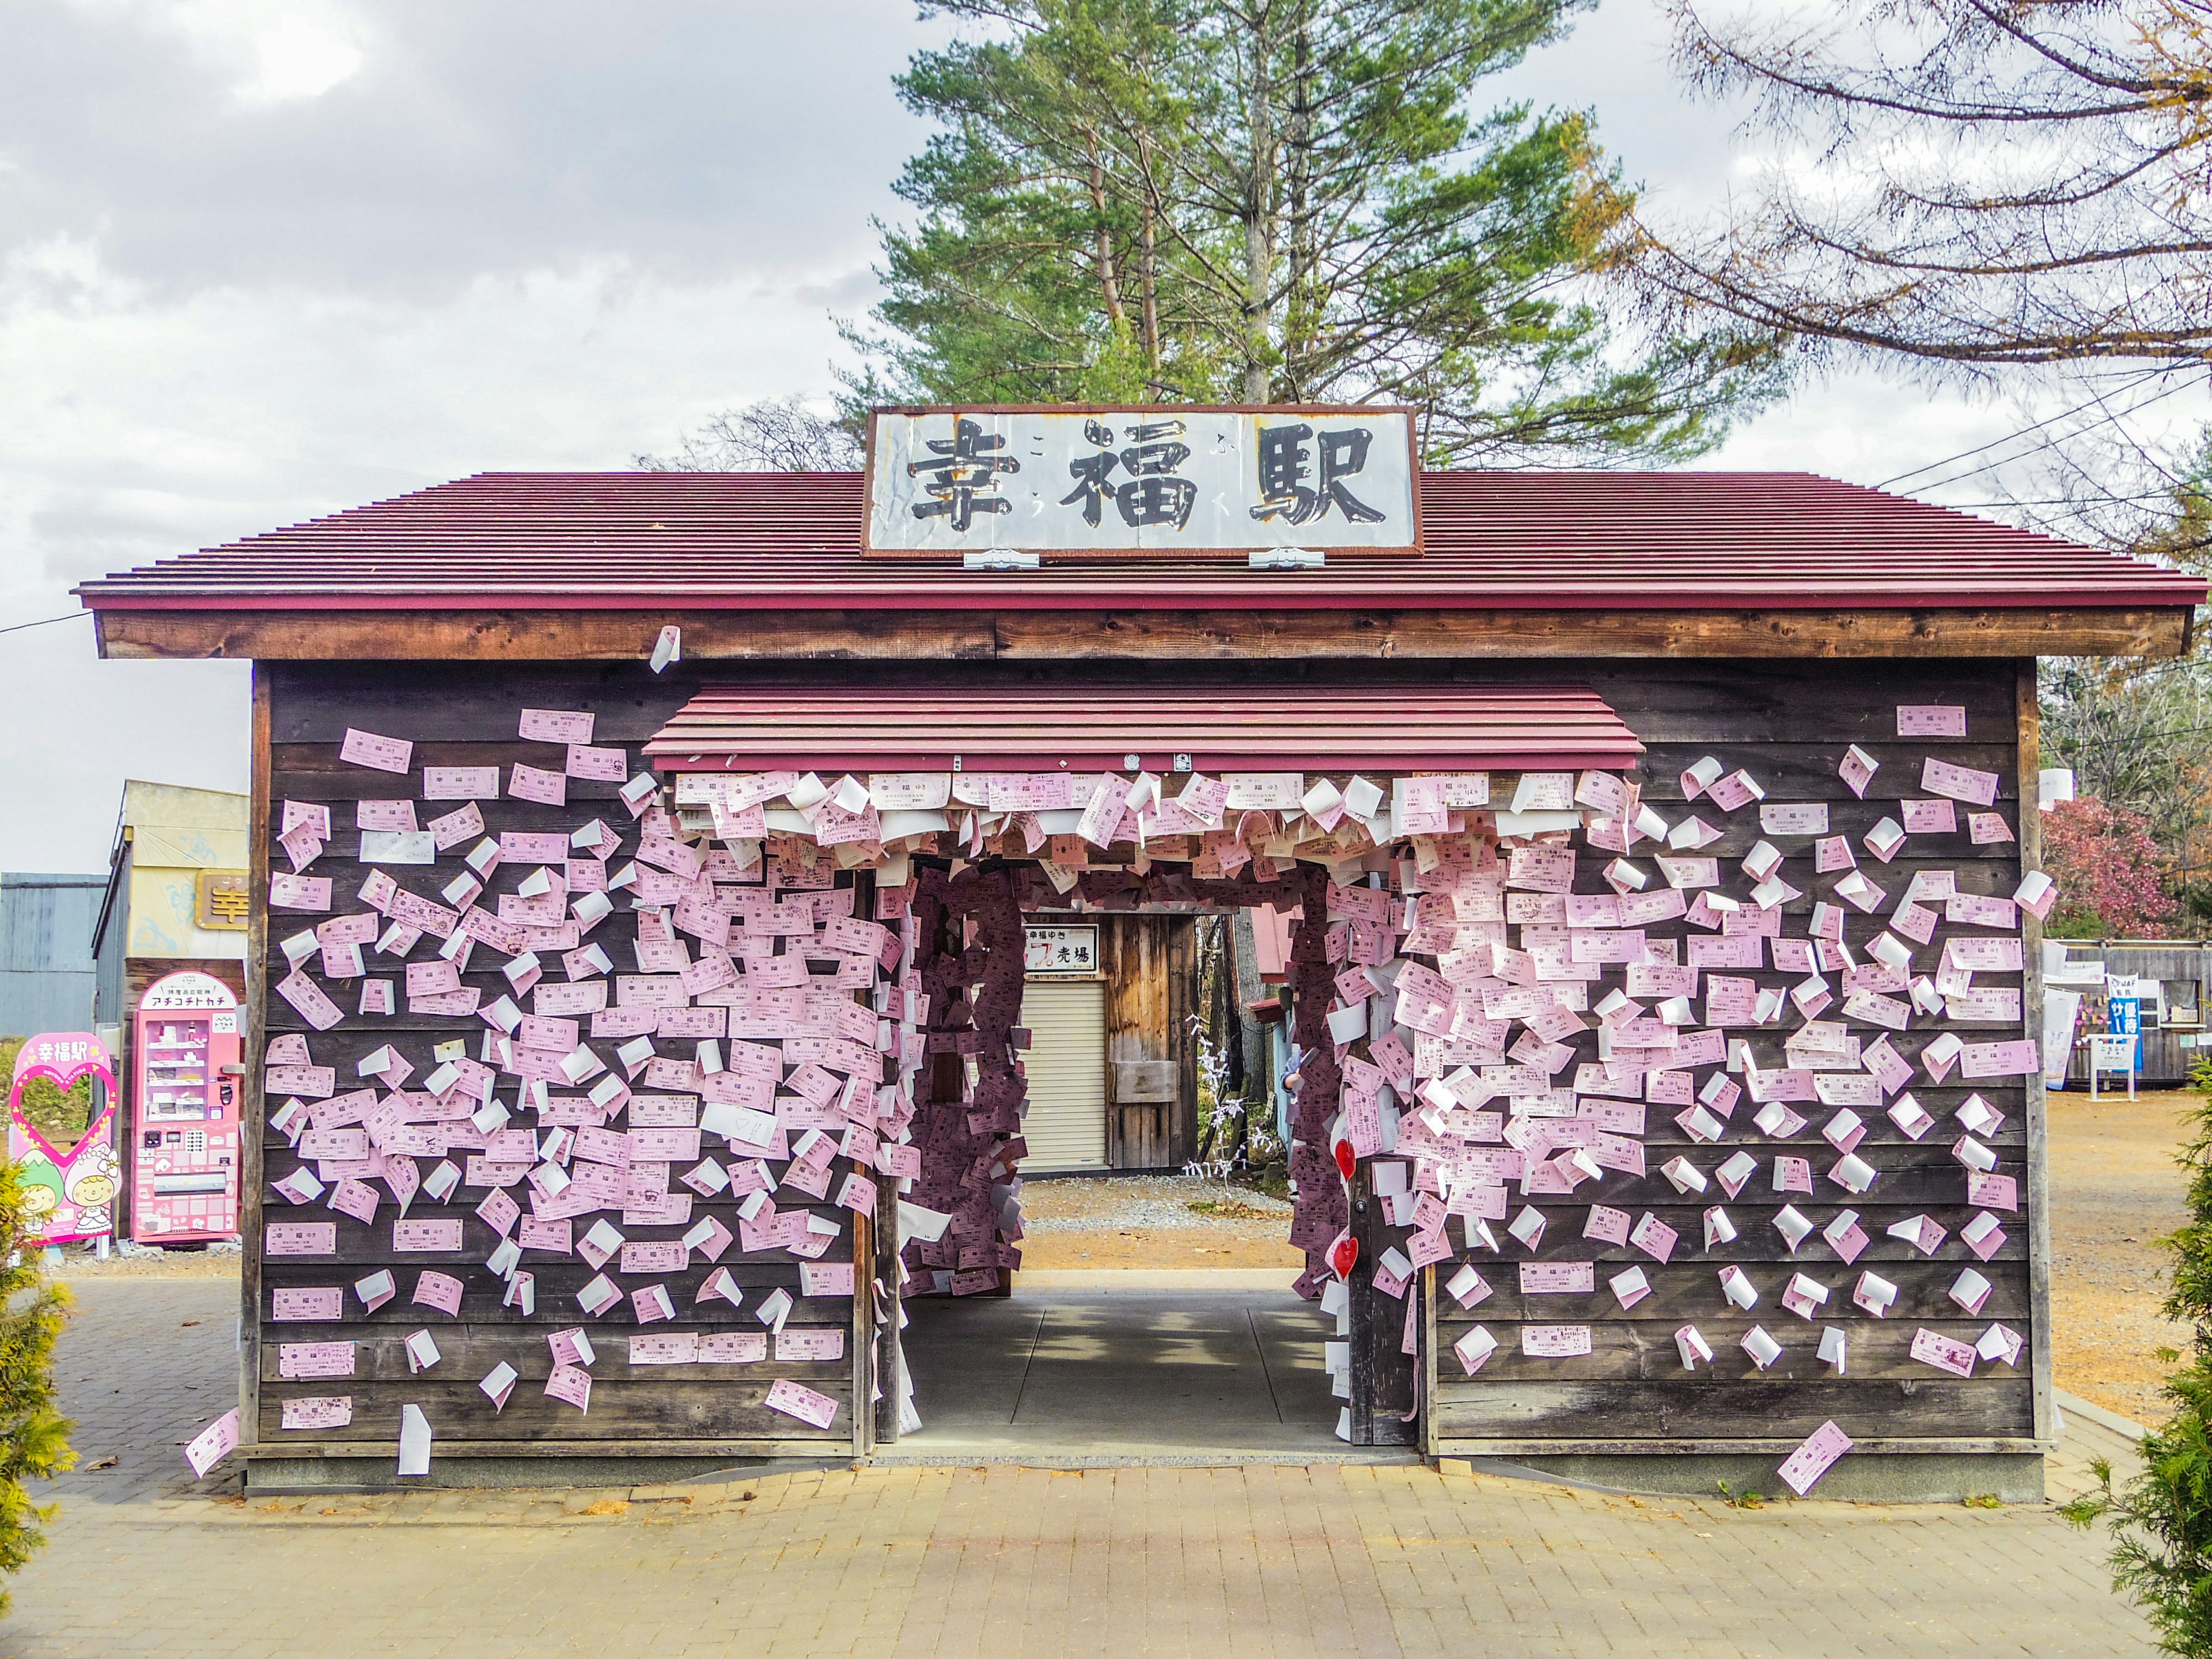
[[131, 971, 243, 1244]]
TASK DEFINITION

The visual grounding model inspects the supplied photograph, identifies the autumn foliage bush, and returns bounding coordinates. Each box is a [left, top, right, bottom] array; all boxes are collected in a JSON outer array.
[[2042, 797, 2177, 938]]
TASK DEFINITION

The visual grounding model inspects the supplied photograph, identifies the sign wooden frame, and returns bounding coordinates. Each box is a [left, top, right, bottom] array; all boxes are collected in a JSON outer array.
[[861, 404, 1425, 563]]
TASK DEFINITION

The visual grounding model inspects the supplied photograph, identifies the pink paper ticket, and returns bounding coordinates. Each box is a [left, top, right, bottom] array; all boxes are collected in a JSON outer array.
[[700, 1332, 768, 1363], [1520, 1324, 1594, 1358], [340, 728, 413, 774], [1967, 1171, 2019, 1211], [393, 1219, 463, 1251], [266, 1222, 337, 1256], [427, 802, 484, 849], [567, 744, 628, 782], [1897, 705, 1967, 737], [1900, 798, 1956, 834], [1960, 1040, 2038, 1080], [510, 763, 569, 806], [1910, 1327, 1978, 1377], [1759, 803, 1828, 835], [270, 873, 332, 911], [545, 1363, 593, 1412], [412, 1270, 465, 1315], [271, 1287, 343, 1320], [276, 971, 345, 1031], [279, 1396, 353, 1431], [619, 1240, 687, 1274], [422, 766, 501, 800], [1518, 1261, 1595, 1294], [775, 1328, 846, 1362], [184, 1408, 241, 1478], [1776, 1421, 1854, 1495], [1921, 757, 1999, 807], [1629, 1213, 1678, 1263], [357, 799, 418, 832], [520, 708, 596, 743], [278, 1340, 355, 1378], [764, 1377, 841, 1428]]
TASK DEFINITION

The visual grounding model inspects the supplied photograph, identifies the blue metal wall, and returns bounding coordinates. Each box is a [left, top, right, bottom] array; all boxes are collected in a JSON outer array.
[[0, 873, 104, 1037]]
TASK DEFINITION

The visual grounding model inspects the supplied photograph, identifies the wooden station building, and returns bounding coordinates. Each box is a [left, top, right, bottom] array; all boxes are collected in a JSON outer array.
[[75, 408, 2205, 1499]]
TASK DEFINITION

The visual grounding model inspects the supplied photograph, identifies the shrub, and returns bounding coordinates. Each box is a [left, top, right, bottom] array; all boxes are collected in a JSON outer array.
[[0, 1156, 72, 1615]]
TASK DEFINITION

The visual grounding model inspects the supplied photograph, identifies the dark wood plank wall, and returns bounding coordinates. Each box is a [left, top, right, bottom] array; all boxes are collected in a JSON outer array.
[[239, 654, 2044, 1462], [1428, 658, 2040, 1452], [251, 664, 868, 1457]]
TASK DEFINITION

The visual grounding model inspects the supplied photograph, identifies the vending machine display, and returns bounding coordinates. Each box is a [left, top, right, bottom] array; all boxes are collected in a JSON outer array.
[[132, 971, 242, 1244]]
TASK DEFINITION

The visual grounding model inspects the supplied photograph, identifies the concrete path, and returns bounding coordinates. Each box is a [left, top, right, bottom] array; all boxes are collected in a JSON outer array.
[[0, 1275, 2160, 1657], [894, 1284, 1378, 1463]]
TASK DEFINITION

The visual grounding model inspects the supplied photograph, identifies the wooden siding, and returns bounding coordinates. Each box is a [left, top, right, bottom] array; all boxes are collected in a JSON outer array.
[[99, 604, 2187, 664], [246, 664, 868, 1462], [1426, 659, 2043, 1455]]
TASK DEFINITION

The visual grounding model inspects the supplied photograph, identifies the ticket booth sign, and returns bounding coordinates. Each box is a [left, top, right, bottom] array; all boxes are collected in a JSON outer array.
[[1025, 925, 1101, 976], [7, 1033, 120, 1245], [132, 971, 243, 1244]]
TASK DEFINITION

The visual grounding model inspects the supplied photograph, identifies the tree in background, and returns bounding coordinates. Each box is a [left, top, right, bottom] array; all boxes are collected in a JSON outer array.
[[0, 1154, 72, 1615], [635, 396, 862, 473], [1598, 2, 2212, 376], [1589, 2, 2212, 555], [2041, 660, 2212, 921], [844, 0, 1782, 465], [2041, 797, 2178, 938]]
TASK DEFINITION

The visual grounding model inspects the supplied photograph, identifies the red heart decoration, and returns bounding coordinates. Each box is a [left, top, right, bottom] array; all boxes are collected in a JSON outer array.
[[1328, 1231, 1358, 1281], [1333, 1139, 1357, 1181]]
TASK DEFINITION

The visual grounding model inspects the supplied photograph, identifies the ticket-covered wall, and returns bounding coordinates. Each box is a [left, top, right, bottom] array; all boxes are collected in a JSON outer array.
[[247, 665, 870, 1475], [1423, 658, 2044, 1486]]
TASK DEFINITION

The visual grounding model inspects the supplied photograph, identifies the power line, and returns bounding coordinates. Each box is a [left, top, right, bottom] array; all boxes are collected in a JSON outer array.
[[0, 611, 89, 637], [1904, 377, 2202, 498], [1872, 370, 2173, 490]]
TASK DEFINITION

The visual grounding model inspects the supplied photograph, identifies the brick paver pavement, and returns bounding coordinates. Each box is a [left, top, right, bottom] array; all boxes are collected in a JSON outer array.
[[0, 1277, 2157, 1657]]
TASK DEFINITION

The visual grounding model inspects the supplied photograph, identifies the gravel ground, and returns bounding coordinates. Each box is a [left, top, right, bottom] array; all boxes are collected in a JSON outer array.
[[2050, 1086, 2194, 1427], [1014, 1174, 1304, 1270]]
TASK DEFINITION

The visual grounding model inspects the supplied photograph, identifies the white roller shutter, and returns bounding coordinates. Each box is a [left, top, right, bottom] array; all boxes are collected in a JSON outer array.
[[1020, 980, 1108, 1172]]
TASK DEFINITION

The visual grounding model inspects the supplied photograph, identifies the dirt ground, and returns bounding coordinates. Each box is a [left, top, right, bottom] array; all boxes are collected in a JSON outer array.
[[2050, 1085, 2196, 1427], [1014, 1173, 1304, 1269]]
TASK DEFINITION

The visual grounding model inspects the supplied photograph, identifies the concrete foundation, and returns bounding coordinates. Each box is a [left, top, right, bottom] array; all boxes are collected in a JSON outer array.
[[1476, 1452, 2046, 1505]]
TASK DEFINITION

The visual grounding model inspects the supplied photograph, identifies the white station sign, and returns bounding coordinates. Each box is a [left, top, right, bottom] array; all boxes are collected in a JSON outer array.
[[863, 406, 1421, 558]]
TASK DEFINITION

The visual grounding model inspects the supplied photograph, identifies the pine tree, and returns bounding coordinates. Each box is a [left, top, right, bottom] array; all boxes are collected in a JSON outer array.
[[0, 1150, 71, 1612], [846, 0, 1781, 465]]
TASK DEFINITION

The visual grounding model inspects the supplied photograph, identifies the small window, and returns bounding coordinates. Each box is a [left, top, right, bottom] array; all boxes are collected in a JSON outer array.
[[2165, 980, 2203, 1029]]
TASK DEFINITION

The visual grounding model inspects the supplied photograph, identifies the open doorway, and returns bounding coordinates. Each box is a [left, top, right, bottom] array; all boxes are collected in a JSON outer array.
[[885, 876, 1362, 1460]]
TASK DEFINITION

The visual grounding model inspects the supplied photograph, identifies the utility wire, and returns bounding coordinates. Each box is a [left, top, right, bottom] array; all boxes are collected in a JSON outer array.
[[0, 611, 89, 637], [1872, 370, 2173, 490], [1903, 377, 2201, 498]]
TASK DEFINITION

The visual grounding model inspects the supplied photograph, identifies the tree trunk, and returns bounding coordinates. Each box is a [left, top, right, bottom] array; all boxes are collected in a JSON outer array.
[[1240, 2, 1278, 403]]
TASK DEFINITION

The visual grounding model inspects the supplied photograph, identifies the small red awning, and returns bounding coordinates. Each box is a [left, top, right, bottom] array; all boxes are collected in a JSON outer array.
[[644, 684, 1642, 774]]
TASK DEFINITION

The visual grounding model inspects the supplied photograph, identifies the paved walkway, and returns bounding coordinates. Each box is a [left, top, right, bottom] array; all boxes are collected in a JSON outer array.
[[0, 1277, 2158, 1657]]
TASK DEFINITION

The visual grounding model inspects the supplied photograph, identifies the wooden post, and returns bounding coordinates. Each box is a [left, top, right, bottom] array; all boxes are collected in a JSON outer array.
[[2020, 660, 2055, 1448], [238, 664, 271, 1449]]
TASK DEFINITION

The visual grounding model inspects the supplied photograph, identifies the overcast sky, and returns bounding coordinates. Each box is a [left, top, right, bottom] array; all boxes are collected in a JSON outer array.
[[2, 0, 2199, 874]]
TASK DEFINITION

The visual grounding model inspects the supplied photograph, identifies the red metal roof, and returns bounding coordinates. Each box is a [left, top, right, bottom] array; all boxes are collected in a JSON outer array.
[[73, 468, 2206, 613], [643, 684, 1645, 772]]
